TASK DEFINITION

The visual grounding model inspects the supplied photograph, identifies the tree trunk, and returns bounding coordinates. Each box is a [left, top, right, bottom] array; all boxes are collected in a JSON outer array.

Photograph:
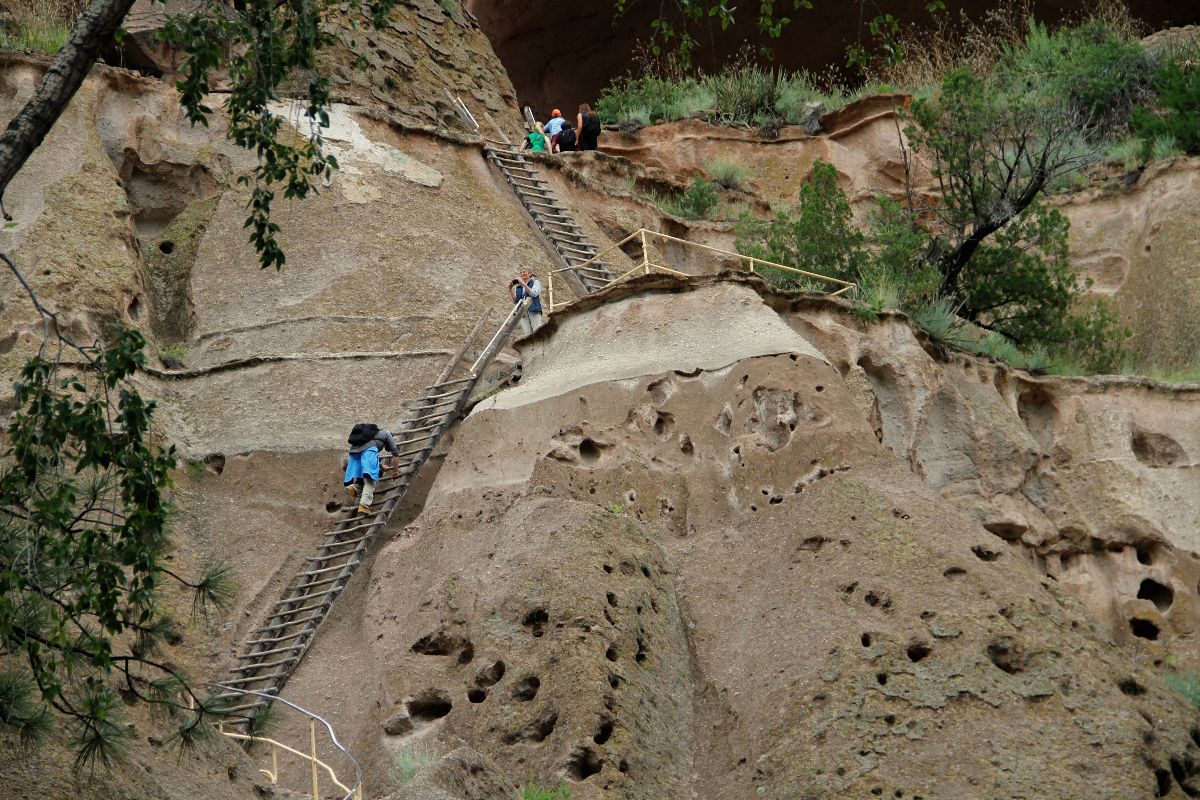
[[0, 0, 139, 209]]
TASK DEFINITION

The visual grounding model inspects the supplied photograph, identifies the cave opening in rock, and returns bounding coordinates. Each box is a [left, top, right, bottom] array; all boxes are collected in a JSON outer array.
[[1130, 618, 1161, 641], [1137, 578, 1174, 612]]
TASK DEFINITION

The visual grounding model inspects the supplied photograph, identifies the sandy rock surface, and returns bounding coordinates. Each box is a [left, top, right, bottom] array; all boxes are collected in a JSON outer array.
[[269, 276, 1200, 799]]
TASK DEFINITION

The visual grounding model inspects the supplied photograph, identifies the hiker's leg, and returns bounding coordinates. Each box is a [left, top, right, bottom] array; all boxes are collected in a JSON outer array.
[[517, 314, 533, 336], [360, 476, 376, 508], [529, 311, 544, 332]]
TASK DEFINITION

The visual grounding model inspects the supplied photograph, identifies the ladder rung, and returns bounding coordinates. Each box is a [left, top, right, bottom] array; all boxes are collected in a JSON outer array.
[[425, 375, 475, 390], [310, 538, 369, 559], [219, 701, 269, 715], [263, 599, 330, 623], [242, 641, 306, 658], [290, 572, 352, 592], [253, 614, 319, 635], [241, 629, 308, 647], [556, 242, 596, 256], [403, 396, 460, 411], [294, 560, 360, 579], [231, 654, 300, 673], [420, 386, 471, 401], [217, 672, 286, 689]]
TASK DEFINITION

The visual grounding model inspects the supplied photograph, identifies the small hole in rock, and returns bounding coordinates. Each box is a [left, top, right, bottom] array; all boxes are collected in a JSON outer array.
[[603, 564, 613, 573], [607, 592, 618, 607], [1137, 578, 1174, 613], [861, 632, 872, 647], [566, 745, 603, 781], [906, 642, 932, 662], [618, 759, 629, 774], [1117, 678, 1146, 696], [1137, 547, 1155, 566], [467, 688, 486, 703], [325, 500, 340, 513], [158, 240, 175, 254], [407, 689, 452, 721], [512, 676, 541, 701], [593, 720, 614, 745], [876, 673, 888, 685], [971, 545, 1001, 562], [607, 673, 620, 689], [641, 564, 651, 578], [605, 644, 619, 662], [475, 660, 505, 687], [1130, 618, 1160, 640], [579, 438, 602, 463], [943, 567, 966, 580]]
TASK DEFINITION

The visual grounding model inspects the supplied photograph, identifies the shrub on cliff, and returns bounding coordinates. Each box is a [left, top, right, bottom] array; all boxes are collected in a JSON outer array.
[[734, 161, 865, 288], [1133, 57, 1200, 157]]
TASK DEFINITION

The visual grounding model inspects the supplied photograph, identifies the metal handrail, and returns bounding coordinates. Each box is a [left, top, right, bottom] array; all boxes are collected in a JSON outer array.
[[545, 228, 857, 311], [207, 684, 363, 800]]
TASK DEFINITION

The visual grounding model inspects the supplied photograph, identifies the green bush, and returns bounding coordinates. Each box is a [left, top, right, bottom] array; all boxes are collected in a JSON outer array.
[[705, 158, 749, 190], [519, 782, 572, 800], [1133, 59, 1200, 156], [660, 178, 719, 220], [1003, 20, 1155, 135], [734, 161, 865, 289], [390, 746, 436, 785], [1165, 671, 1200, 710], [596, 73, 705, 124]]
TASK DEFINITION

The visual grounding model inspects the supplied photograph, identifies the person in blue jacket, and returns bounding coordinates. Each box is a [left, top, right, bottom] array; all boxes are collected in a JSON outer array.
[[344, 423, 400, 515]]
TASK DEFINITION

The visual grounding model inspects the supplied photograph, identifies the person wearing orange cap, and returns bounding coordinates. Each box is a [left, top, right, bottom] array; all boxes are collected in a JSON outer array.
[[543, 109, 565, 144]]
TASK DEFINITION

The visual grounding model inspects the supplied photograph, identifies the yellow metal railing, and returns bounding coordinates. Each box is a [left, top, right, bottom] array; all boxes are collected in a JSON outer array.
[[208, 686, 363, 800], [545, 228, 856, 312]]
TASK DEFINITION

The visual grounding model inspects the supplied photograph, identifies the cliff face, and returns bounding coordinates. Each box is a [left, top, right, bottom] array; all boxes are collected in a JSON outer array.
[[339, 275, 1199, 799], [595, 102, 1200, 370]]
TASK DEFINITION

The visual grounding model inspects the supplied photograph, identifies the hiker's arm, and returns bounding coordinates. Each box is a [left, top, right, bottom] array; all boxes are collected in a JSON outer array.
[[380, 430, 400, 455]]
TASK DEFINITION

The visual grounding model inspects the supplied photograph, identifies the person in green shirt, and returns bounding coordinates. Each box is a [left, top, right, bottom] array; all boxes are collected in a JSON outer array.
[[523, 122, 551, 153]]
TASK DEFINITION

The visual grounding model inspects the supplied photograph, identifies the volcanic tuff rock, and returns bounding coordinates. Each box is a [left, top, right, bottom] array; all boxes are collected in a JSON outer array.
[[305, 275, 1200, 799], [596, 99, 1200, 370]]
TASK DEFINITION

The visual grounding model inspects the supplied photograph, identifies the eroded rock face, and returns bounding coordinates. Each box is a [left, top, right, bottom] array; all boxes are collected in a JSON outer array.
[[777, 294, 1200, 669], [329, 276, 1200, 799], [1, 51, 539, 455], [1063, 157, 1200, 370]]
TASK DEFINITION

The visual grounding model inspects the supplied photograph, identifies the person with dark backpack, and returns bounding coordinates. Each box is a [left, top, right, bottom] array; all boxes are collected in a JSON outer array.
[[554, 121, 577, 153], [343, 423, 400, 515], [576, 103, 601, 151]]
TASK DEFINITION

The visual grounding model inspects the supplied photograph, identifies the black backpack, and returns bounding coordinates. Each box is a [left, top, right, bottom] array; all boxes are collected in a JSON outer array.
[[557, 128, 577, 150], [582, 114, 601, 137], [348, 423, 380, 446]]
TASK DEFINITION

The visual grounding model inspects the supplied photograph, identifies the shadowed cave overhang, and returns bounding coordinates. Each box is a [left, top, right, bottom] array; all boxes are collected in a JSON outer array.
[[466, 0, 1197, 115]]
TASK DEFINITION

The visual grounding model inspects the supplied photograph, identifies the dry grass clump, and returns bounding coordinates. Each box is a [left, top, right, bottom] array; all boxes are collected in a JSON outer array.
[[0, 0, 84, 53], [866, 0, 1146, 90]]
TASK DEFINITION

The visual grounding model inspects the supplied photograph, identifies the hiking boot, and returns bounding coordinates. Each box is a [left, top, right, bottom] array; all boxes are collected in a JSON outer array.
[[356, 504, 372, 515], [346, 483, 358, 500]]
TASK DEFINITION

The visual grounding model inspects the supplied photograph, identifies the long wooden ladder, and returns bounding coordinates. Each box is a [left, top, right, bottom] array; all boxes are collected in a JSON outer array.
[[447, 93, 616, 296], [209, 303, 529, 728]]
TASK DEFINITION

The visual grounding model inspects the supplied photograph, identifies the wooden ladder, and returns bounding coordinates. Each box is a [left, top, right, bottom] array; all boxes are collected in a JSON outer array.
[[210, 303, 528, 729], [479, 133, 616, 296]]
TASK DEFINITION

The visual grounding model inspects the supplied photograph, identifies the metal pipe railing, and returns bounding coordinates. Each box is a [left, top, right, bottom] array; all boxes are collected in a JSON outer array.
[[207, 684, 363, 800], [545, 228, 856, 311]]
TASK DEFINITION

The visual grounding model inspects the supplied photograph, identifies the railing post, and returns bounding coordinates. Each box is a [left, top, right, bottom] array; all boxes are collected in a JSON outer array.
[[548, 272, 555, 311], [640, 229, 650, 274], [271, 743, 279, 784], [310, 719, 319, 800]]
